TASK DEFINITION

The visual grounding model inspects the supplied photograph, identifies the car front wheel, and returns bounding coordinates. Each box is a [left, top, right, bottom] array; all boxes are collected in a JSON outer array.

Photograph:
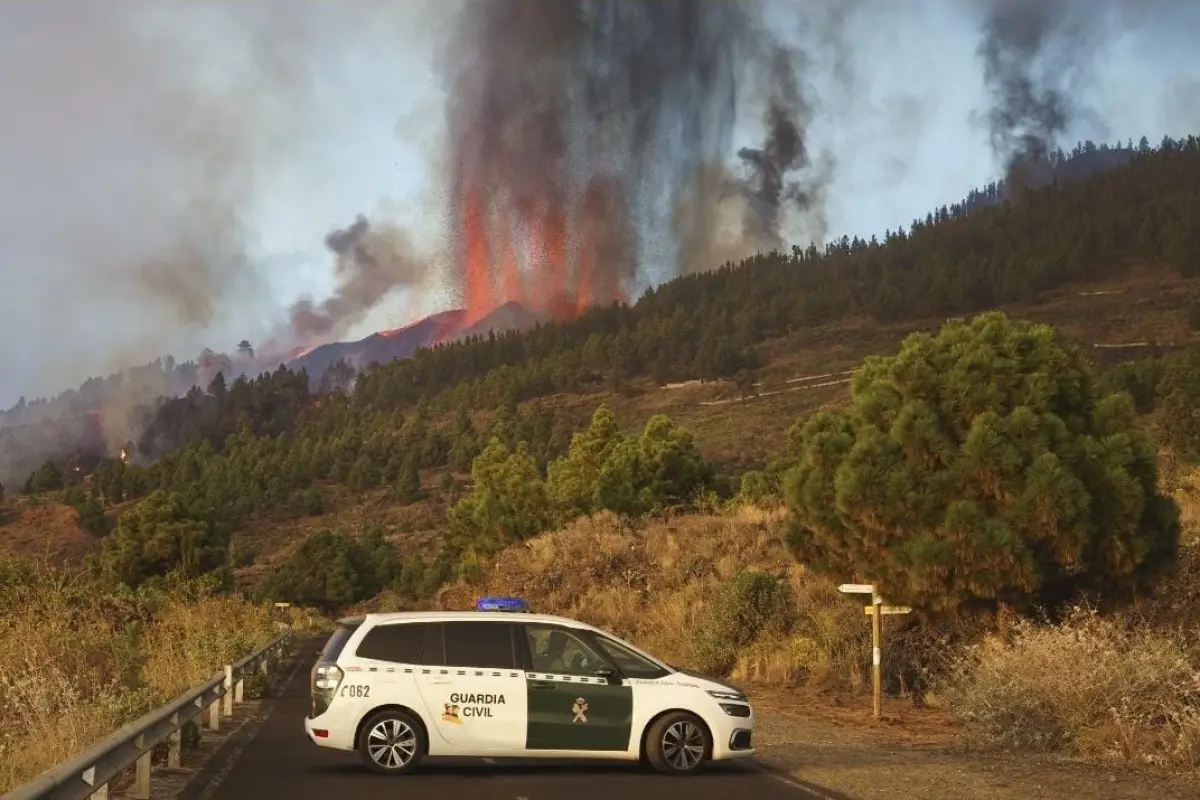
[[645, 711, 711, 776], [358, 709, 426, 775]]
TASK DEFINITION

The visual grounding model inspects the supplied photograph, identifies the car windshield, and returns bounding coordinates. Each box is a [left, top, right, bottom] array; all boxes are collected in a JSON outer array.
[[593, 633, 671, 679]]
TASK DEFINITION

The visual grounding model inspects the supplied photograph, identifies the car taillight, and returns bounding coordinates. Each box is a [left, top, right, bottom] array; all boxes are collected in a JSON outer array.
[[311, 662, 344, 716]]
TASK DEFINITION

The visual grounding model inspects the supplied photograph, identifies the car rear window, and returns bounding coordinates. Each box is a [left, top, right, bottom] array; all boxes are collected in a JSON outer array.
[[319, 623, 360, 662]]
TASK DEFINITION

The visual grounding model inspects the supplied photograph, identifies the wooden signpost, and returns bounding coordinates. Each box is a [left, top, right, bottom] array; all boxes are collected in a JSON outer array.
[[837, 583, 912, 719]]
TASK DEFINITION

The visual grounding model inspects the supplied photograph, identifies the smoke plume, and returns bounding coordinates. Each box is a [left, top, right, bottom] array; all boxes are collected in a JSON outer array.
[[288, 214, 428, 341], [444, 0, 832, 324], [195, 349, 235, 390], [0, 0, 314, 398], [974, 0, 1126, 192], [735, 43, 819, 253]]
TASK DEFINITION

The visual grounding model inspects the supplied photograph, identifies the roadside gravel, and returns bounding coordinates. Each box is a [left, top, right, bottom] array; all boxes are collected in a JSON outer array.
[[751, 688, 1200, 800]]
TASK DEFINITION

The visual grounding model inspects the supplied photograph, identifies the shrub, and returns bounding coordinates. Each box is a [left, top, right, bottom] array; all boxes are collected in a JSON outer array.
[[784, 312, 1180, 615], [938, 607, 1200, 768], [690, 570, 795, 675]]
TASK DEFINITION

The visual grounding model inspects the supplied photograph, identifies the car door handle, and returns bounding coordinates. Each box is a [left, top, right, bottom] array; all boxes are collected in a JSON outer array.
[[529, 681, 556, 690]]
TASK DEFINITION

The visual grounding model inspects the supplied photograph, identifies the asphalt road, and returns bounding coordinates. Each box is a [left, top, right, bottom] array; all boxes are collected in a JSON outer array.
[[185, 641, 848, 800]]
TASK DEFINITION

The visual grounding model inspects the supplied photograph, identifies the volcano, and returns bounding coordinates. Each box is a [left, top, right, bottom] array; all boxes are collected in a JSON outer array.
[[286, 301, 553, 382]]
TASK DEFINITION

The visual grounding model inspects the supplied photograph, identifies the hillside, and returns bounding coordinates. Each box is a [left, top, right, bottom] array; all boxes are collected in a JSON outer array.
[[0, 498, 100, 564], [2, 138, 1193, 484], [207, 265, 1200, 587], [0, 135, 1197, 597], [4, 261, 1199, 580]]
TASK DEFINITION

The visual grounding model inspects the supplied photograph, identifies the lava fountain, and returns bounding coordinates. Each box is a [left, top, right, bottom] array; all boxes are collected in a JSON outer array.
[[446, 0, 751, 327]]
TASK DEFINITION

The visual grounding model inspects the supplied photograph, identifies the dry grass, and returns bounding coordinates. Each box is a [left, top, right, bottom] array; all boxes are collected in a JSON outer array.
[[0, 497, 100, 563], [435, 504, 871, 688], [139, 595, 278, 697], [938, 607, 1200, 769], [0, 560, 287, 794], [1160, 455, 1200, 545]]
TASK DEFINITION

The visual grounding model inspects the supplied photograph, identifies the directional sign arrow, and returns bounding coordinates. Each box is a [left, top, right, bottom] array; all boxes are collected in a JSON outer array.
[[865, 605, 913, 616], [838, 583, 876, 594]]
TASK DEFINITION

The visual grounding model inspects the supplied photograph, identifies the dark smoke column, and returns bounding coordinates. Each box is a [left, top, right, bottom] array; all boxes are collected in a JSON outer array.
[[977, 0, 1086, 194], [444, 0, 750, 326]]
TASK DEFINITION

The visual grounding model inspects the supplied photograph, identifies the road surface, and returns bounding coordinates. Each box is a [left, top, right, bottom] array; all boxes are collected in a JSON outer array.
[[181, 640, 848, 800]]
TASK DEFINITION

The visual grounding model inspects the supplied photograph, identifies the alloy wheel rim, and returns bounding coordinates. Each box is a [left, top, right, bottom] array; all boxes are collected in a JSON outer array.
[[366, 718, 417, 769], [662, 720, 705, 771]]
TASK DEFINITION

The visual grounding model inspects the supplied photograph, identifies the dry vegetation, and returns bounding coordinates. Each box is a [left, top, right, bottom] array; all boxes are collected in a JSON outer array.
[[428, 505, 884, 691], [0, 496, 101, 563], [0, 558, 323, 794], [420, 461, 1200, 777], [939, 607, 1200, 769]]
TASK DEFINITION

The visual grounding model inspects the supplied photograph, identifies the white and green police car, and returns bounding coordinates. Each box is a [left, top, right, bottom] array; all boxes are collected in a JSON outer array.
[[305, 597, 755, 776]]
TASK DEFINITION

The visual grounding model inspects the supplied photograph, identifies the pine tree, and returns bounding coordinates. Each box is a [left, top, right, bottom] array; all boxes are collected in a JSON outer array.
[[783, 312, 1180, 615], [394, 454, 422, 503]]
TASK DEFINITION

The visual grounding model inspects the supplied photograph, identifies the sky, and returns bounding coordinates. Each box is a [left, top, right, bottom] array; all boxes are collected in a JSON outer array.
[[0, 0, 1198, 409]]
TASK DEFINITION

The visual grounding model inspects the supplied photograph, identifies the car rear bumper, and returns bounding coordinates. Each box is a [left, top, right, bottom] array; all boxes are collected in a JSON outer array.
[[305, 714, 354, 751]]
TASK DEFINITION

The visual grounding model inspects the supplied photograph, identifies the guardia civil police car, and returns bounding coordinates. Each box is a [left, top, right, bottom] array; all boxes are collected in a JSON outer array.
[[305, 597, 755, 776]]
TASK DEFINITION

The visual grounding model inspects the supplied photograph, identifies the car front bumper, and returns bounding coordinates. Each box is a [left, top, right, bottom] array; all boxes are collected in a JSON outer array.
[[707, 703, 756, 760]]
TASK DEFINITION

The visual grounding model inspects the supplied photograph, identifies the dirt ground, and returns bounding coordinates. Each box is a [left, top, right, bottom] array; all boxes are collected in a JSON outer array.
[[751, 688, 1200, 800]]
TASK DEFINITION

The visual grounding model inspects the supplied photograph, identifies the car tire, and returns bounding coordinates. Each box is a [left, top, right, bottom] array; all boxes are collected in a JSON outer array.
[[358, 708, 426, 775], [644, 711, 711, 776]]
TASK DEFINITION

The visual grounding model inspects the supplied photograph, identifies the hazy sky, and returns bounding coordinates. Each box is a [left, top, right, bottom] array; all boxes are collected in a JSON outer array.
[[0, 0, 1197, 408]]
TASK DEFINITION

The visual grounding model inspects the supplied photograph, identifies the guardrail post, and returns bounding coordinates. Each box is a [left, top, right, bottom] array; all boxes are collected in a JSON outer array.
[[223, 665, 234, 717], [208, 695, 221, 731], [235, 670, 245, 704], [168, 728, 182, 768], [134, 748, 152, 799]]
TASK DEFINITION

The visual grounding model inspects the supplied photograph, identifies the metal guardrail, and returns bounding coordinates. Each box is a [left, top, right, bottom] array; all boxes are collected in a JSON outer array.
[[5, 630, 293, 800]]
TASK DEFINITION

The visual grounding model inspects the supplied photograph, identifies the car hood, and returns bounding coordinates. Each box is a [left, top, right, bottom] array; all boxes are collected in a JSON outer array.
[[671, 668, 747, 697]]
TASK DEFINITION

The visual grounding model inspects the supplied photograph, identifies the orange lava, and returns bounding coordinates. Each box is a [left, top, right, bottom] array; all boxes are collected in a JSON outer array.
[[461, 186, 496, 326], [459, 182, 629, 326]]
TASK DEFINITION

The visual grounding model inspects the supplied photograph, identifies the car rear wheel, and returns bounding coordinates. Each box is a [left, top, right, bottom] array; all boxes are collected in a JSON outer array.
[[645, 711, 711, 776], [359, 709, 426, 775]]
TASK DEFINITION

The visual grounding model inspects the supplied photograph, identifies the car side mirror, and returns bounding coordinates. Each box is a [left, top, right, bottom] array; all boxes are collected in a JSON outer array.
[[594, 666, 620, 684]]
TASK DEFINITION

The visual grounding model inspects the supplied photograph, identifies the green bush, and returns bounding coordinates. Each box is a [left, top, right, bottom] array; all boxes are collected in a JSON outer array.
[[690, 570, 795, 676], [784, 312, 1180, 615]]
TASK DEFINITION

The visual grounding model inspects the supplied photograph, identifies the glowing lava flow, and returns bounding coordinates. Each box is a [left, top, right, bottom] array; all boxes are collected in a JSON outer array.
[[457, 182, 630, 327]]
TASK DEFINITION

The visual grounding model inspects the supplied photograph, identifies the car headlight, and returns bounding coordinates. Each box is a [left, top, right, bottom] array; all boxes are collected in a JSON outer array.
[[707, 689, 747, 702]]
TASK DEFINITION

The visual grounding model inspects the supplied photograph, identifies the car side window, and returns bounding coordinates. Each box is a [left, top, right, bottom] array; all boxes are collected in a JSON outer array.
[[523, 625, 606, 676], [593, 634, 668, 679], [418, 623, 445, 666], [354, 622, 429, 664], [443, 622, 517, 669]]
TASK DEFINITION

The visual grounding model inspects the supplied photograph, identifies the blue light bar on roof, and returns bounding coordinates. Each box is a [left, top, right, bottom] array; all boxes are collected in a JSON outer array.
[[476, 596, 530, 613]]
